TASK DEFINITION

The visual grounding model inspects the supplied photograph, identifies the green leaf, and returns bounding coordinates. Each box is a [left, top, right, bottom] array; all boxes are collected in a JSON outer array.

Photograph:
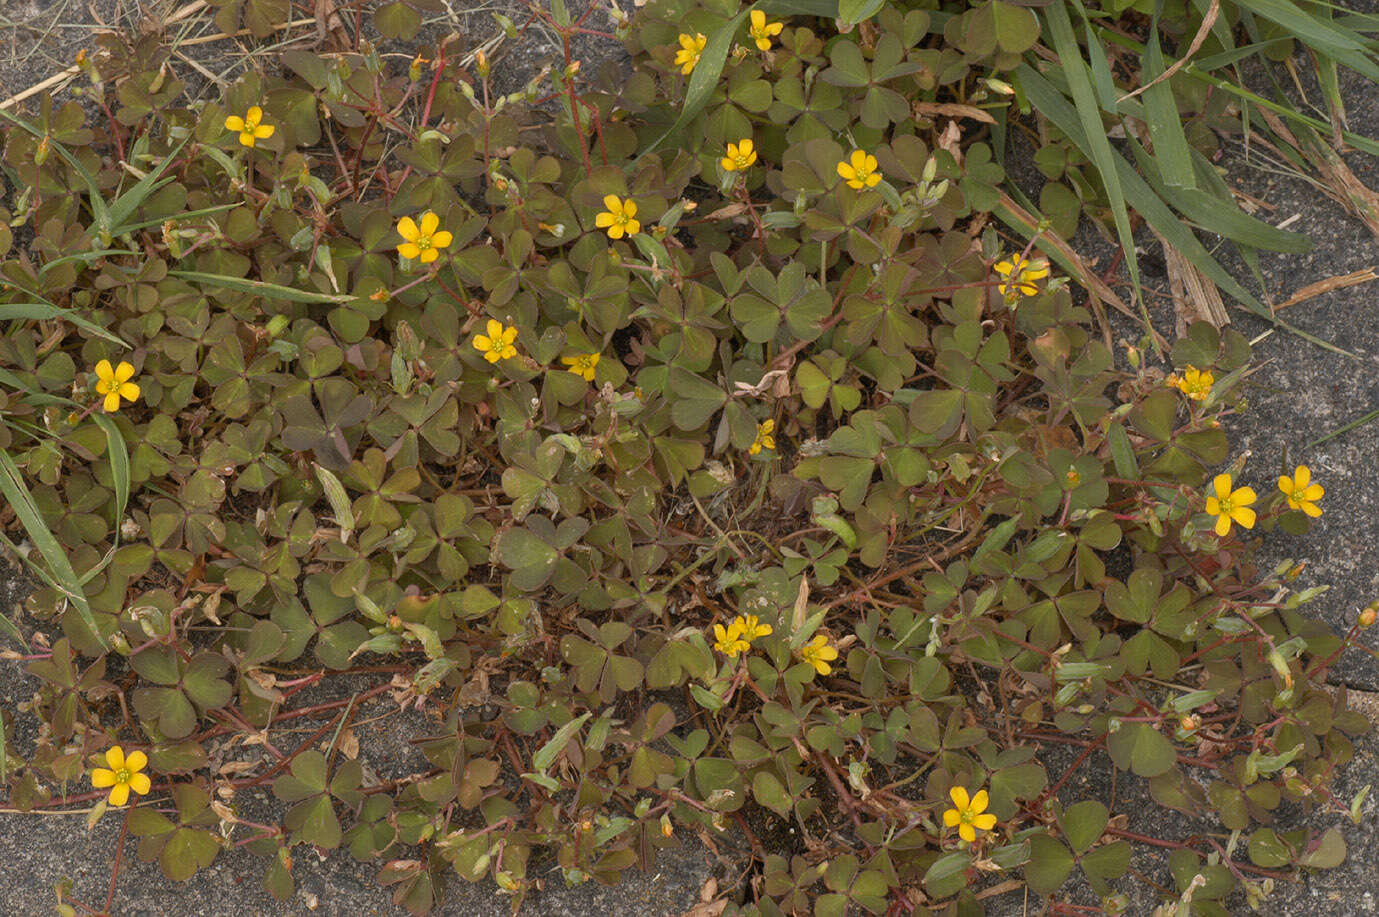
[[751, 771, 793, 818], [532, 712, 592, 772], [667, 368, 728, 430], [160, 827, 220, 881], [1247, 828, 1292, 867], [1105, 722, 1177, 776], [838, 0, 885, 29], [923, 851, 971, 899], [1025, 834, 1075, 895], [1299, 828, 1346, 868], [1060, 800, 1108, 855]]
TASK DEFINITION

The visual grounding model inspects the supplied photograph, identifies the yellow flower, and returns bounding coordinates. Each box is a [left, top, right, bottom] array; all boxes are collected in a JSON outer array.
[[561, 352, 600, 382], [993, 255, 1051, 298], [473, 319, 518, 363], [1167, 365, 1214, 401], [739, 613, 773, 642], [1204, 473, 1257, 537], [836, 150, 881, 190], [595, 195, 641, 240], [224, 106, 275, 148], [749, 419, 775, 455], [712, 619, 751, 658], [396, 211, 454, 265], [942, 786, 997, 843], [721, 138, 758, 173], [799, 634, 838, 675], [94, 359, 140, 413], [674, 33, 708, 75], [1278, 465, 1323, 517], [747, 10, 785, 51], [90, 745, 151, 807]]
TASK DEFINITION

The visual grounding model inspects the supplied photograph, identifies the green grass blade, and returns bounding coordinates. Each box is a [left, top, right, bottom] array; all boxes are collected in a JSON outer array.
[[638, 8, 750, 159], [168, 270, 353, 304], [1128, 139, 1311, 251], [1040, 1, 1143, 312], [105, 135, 191, 235], [1017, 63, 1354, 358], [0, 452, 105, 648], [1184, 69, 1379, 156], [0, 301, 129, 347], [1142, 9, 1196, 189]]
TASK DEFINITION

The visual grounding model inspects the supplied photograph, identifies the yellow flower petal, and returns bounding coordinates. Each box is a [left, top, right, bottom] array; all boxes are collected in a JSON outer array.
[[972, 813, 998, 831], [419, 211, 440, 236], [751, 9, 766, 28], [108, 783, 131, 807], [238, 132, 257, 148], [1233, 486, 1257, 506], [255, 123, 275, 140], [949, 786, 970, 810], [1213, 474, 1233, 500], [96, 359, 114, 383], [125, 749, 148, 772], [420, 248, 439, 264], [943, 808, 961, 827], [114, 361, 136, 383], [106, 746, 125, 769], [118, 382, 140, 403], [501, 326, 518, 344], [397, 217, 420, 243], [970, 790, 989, 813], [485, 319, 505, 340], [1231, 506, 1256, 529], [1302, 483, 1324, 501], [128, 772, 152, 795], [1293, 465, 1310, 488], [91, 768, 117, 788], [246, 105, 263, 123], [958, 824, 976, 843], [431, 230, 454, 249], [1214, 514, 1232, 537], [624, 219, 641, 236], [224, 115, 245, 132], [397, 242, 421, 260], [1302, 501, 1323, 518], [103, 391, 122, 412]]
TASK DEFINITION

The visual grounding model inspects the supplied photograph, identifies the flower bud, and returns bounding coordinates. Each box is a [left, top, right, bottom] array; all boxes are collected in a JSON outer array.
[[265, 314, 290, 338], [659, 813, 673, 837], [1361, 602, 1379, 628], [476, 50, 490, 80]]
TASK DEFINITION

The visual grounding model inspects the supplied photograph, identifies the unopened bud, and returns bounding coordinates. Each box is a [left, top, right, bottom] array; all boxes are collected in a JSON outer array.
[[1179, 714, 1200, 732], [387, 614, 404, 633], [659, 813, 673, 837], [1361, 603, 1378, 628], [476, 50, 490, 79]]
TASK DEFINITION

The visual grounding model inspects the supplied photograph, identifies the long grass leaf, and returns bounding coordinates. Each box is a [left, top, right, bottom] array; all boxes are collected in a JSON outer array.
[[168, 270, 353, 304], [1040, 1, 1144, 316], [0, 452, 105, 647], [1017, 63, 1354, 358], [0, 301, 129, 346], [1128, 139, 1311, 251], [1142, 8, 1197, 189], [105, 135, 190, 234], [638, 9, 750, 159]]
